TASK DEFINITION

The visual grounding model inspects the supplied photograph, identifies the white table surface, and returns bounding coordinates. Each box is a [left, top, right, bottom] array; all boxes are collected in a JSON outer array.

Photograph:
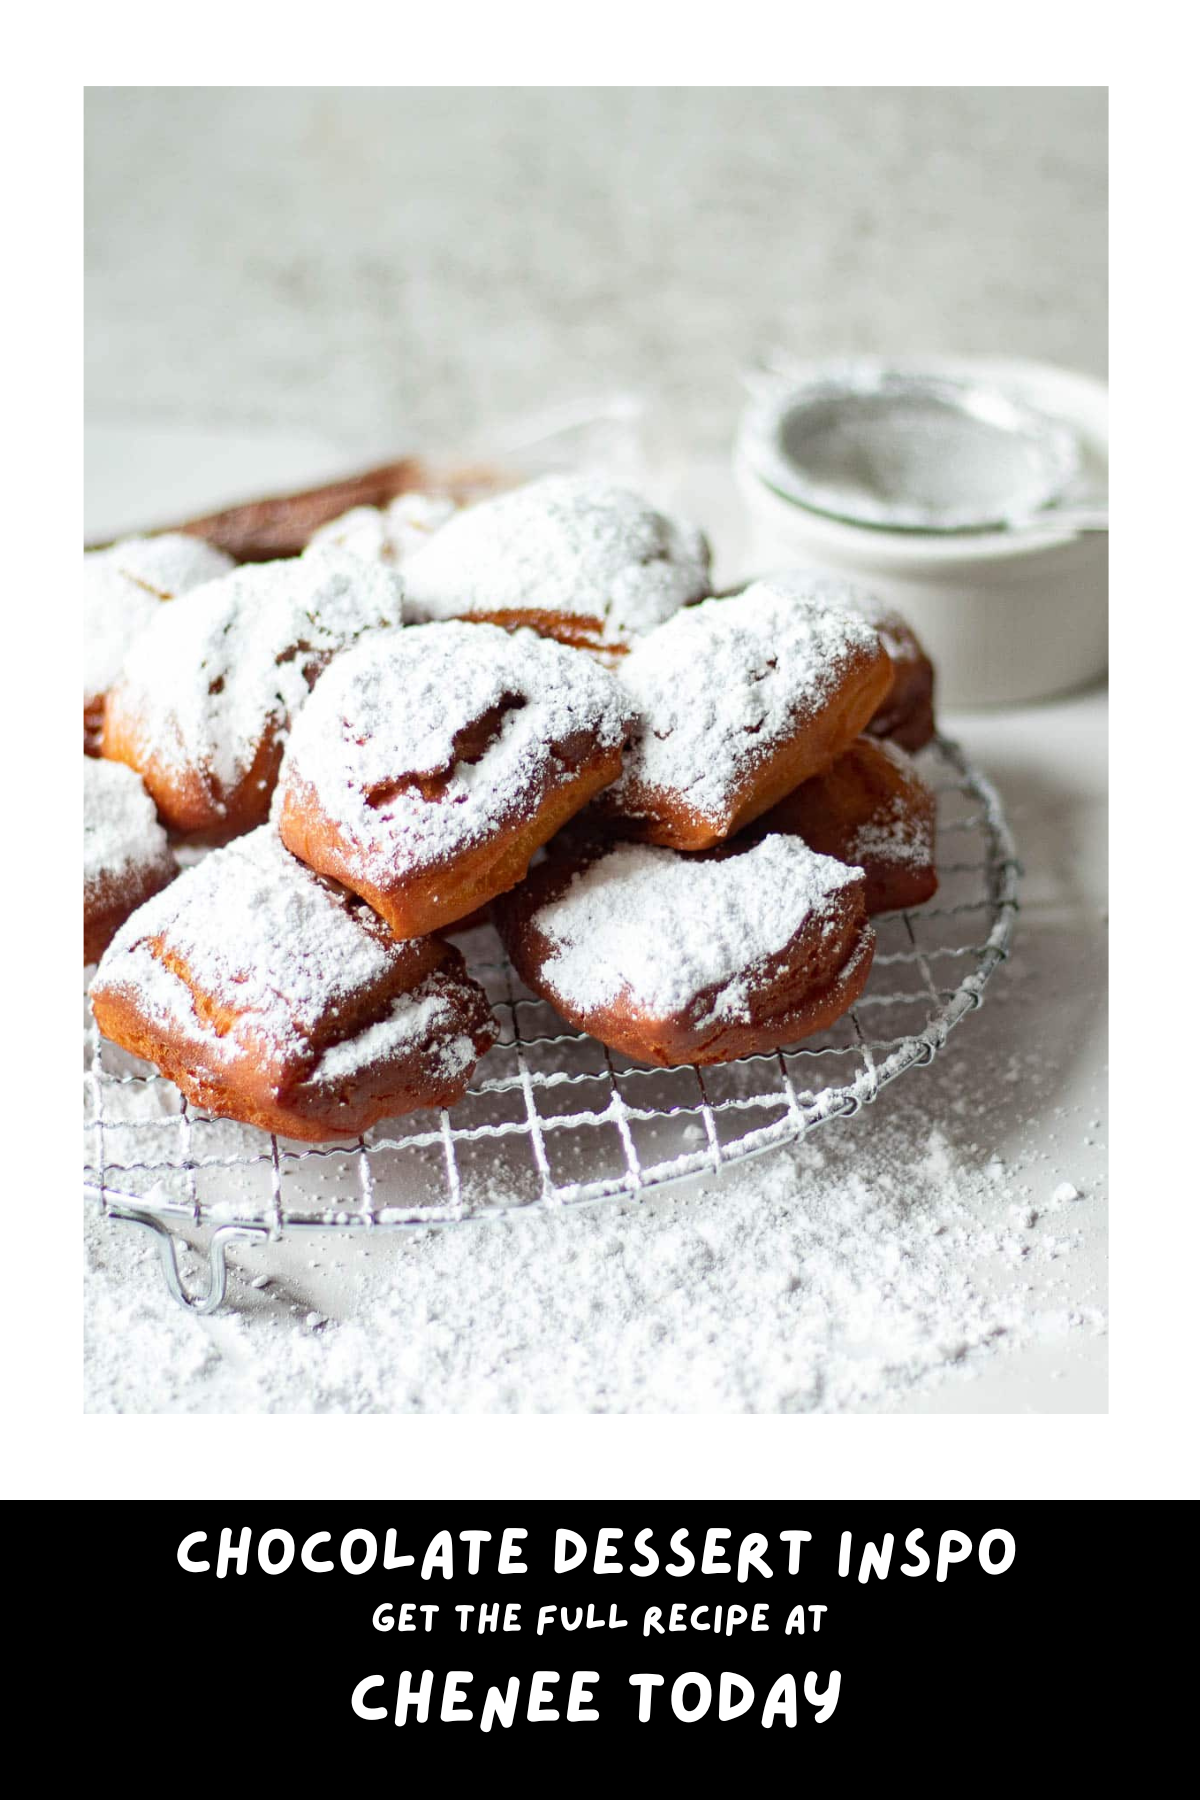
[[83, 423, 1107, 1413]]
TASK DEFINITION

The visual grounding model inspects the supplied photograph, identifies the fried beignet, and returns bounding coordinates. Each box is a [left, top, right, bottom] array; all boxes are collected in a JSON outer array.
[[307, 492, 457, 564], [753, 736, 938, 915], [588, 578, 892, 851], [101, 548, 403, 842], [125, 457, 499, 563], [90, 827, 498, 1141], [84, 757, 178, 964], [402, 474, 711, 654], [277, 621, 633, 939], [495, 834, 874, 1067], [84, 534, 234, 754]]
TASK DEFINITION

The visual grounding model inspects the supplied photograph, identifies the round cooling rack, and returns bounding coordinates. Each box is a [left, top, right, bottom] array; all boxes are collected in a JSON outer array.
[[84, 735, 1019, 1314]]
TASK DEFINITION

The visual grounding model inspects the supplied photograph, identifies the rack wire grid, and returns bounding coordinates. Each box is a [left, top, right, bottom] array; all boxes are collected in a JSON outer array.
[[84, 734, 1018, 1313]]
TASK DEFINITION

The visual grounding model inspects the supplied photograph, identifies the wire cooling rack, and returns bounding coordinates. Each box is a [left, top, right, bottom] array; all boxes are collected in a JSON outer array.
[[84, 735, 1018, 1313]]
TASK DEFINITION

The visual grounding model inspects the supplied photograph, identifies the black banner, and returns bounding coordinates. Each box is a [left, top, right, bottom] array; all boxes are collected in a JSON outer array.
[[51, 1501, 1139, 1764]]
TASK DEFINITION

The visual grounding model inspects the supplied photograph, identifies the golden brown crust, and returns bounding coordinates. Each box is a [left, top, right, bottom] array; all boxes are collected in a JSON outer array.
[[275, 618, 634, 940], [101, 709, 283, 844], [495, 840, 874, 1067], [99, 553, 403, 842], [84, 856, 176, 966], [865, 615, 936, 751], [587, 586, 895, 853], [90, 830, 498, 1141], [84, 694, 106, 758], [753, 737, 938, 915], [91, 946, 496, 1141], [280, 738, 624, 940], [440, 607, 628, 655], [597, 642, 893, 852]]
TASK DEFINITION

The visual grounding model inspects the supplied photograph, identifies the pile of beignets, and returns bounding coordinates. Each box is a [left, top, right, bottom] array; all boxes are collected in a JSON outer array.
[[84, 473, 938, 1142]]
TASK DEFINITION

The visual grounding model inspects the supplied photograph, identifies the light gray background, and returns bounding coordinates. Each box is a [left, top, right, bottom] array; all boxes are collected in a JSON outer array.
[[85, 87, 1106, 460]]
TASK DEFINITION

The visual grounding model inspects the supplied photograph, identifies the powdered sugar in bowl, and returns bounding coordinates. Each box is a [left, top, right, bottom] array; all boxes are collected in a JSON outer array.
[[735, 355, 1108, 706]]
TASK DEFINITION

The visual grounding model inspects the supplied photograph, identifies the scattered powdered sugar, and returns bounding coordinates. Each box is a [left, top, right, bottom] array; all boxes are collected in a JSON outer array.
[[281, 620, 631, 877], [83, 757, 172, 890], [82, 863, 1108, 1416], [535, 836, 861, 1026], [402, 474, 711, 646], [84, 532, 234, 701], [81, 1100, 1106, 1415], [94, 826, 422, 1069], [108, 548, 404, 799], [306, 493, 457, 564], [604, 579, 882, 824]]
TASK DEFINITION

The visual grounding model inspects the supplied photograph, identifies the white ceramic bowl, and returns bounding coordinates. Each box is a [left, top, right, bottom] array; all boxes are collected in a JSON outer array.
[[734, 356, 1108, 707]]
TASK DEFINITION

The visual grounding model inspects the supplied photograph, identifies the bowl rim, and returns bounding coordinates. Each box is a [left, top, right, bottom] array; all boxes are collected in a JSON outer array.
[[735, 355, 1108, 568]]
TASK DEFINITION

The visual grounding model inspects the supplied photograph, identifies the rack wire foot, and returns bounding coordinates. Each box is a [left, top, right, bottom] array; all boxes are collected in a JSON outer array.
[[107, 1208, 269, 1314]]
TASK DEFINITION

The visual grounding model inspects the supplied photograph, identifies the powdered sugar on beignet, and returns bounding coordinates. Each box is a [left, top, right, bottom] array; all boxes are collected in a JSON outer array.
[[84, 533, 234, 752], [306, 493, 457, 565], [90, 827, 497, 1139], [84, 757, 178, 964], [278, 620, 634, 937], [102, 548, 404, 840], [591, 577, 892, 849], [753, 735, 938, 915], [496, 834, 875, 1066], [402, 474, 711, 651], [781, 572, 936, 751]]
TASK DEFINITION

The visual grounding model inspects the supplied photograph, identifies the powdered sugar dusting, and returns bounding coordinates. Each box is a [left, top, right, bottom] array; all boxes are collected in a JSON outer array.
[[82, 1101, 1106, 1413], [844, 739, 934, 871], [403, 474, 711, 645], [95, 826, 419, 1069], [307, 493, 457, 564], [84, 757, 173, 891], [84, 532, 234, 701], [312, 996, 474, 1084], [785, 570, 923, 670], [280, 620, 631, 879], [535, 836, 862, 1026], [107, 548, 404, 800], [604, 578, 882, 826]]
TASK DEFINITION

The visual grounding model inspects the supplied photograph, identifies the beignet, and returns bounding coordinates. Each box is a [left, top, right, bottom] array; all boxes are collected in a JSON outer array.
[[277, 620, 634, 939], [495, 834, 874, 1067], [101, 548, 403, 842], [589, 577, 892, 850], [307, 492, 457, 564], [84, 534, 234, 754], [90, 827, 498, 1141], [753, 736, 938, 915], [84, 757, 178, 964], [131, 456, 497, 562], [402, 474, 711, 653]]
